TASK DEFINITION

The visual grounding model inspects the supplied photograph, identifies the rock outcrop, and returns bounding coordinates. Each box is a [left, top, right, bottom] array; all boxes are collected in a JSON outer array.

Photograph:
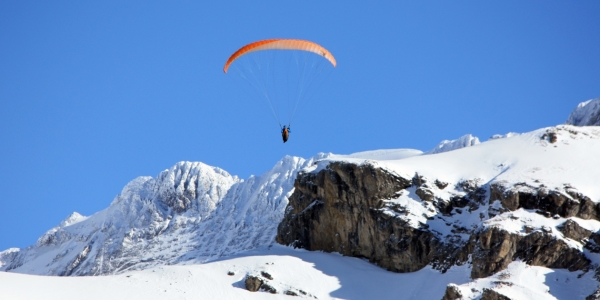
[[277, 162, 475, 273], [277, 159, 599, 283], [277, 162, 429, 272], [245, 275, 264, 292], [441, 284, 463, 300], [471, 226, 590, 279], [489, 180, 599, 220]]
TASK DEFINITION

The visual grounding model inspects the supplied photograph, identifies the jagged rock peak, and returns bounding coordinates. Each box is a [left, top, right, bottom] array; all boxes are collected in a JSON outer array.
[[427, 134, 480, 154], [152, 161, 239, 214], [566, 97, 600, 126]]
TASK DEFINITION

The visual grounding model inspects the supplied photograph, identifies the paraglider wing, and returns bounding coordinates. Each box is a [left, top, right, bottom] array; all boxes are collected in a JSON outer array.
[[223, 39, 336, 73]]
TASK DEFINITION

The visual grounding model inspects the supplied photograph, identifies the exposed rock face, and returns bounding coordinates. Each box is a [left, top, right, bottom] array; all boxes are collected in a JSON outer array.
[[480, 288, 511, 300], [471, 226, 590, 278], [277, 162, 475, 273], [277, 160, 599, 282], [277, 162, 427, 272], [560, 219, 600, 253], [489, 181, 599, 220]]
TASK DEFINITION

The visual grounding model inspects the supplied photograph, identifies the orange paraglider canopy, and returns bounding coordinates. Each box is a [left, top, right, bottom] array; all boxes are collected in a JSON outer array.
[[223, 39, 336, 73]]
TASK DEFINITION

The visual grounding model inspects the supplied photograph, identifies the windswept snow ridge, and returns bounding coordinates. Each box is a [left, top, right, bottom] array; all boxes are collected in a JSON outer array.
[[426, 134, 481, 154]]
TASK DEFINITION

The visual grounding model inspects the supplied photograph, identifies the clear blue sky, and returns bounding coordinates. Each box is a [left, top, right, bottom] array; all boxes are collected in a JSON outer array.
[[1, 1, 599, 251]]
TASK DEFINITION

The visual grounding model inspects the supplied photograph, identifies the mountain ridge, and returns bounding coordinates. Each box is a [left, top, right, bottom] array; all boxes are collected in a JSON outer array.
[[2, 97, 600, 299]]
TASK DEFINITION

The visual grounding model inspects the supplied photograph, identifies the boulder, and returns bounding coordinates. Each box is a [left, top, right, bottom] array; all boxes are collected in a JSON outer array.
[[244, 275, 263, 292]]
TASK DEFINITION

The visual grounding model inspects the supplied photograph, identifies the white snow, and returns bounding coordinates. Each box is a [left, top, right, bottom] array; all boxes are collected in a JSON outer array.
[[321, 125, 600, 201], [330, 148, 423, 160]]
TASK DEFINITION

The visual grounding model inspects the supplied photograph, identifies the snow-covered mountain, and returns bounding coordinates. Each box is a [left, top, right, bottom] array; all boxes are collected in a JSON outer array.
[[2, 97, 600, 299], [0, 156, 324, 275], [567, 97, 600, 126]]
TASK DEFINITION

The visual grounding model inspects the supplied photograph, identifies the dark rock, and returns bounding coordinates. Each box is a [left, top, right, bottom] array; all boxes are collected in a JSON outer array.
[[548, 132, 558, 144], [261, 283, 277, 294], [261, 271, 273, 280], [435, 179, 449, 190], [245, 275, 263, 292], [416, 187, 434, 202], [481, 288, 512, 300], [441, 284, 463, 300], [227, 271, 235, 276], [559, 219, 592, 242], [277, 162, 472, 273], [285, 290, 298, 296], [559, 219, 600, 253], [489, 182, 600, 220], [472, 227, 519, 279], [412, 173, 426, 187], [541, 129, 558, 144], [516, 231, 589, 271], [458, 179, 481, 193], [472, 226, 590, 279], [276, 160, 596, 283]]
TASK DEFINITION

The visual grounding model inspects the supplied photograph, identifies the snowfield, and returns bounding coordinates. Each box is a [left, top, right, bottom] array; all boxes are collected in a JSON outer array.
[[0, 245, 474, 300], [1, 245, 598, 299]]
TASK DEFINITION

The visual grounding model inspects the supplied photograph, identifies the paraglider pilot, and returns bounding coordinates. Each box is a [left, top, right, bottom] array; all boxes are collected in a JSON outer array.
[[281, 125, 290, 143]]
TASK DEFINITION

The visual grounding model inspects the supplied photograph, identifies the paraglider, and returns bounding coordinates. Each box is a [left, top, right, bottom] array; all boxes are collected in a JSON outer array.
[[281, 125, 290, 143], [224, 39, 336, 143]]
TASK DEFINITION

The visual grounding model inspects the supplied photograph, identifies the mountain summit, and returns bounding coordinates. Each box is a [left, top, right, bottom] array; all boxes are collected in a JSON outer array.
[[567, 97, 600, 126]]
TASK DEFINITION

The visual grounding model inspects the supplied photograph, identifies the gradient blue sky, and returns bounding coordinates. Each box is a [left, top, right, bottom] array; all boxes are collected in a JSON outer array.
[[1, 1, 599, 251]]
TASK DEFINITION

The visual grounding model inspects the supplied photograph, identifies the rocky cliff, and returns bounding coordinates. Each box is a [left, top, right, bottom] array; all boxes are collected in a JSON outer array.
[[277, 125, 600, 299]]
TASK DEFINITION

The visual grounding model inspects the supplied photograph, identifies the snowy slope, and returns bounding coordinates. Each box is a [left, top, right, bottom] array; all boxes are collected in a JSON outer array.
[[310, 125, 600, 201], [0, 245, 477, 300]]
